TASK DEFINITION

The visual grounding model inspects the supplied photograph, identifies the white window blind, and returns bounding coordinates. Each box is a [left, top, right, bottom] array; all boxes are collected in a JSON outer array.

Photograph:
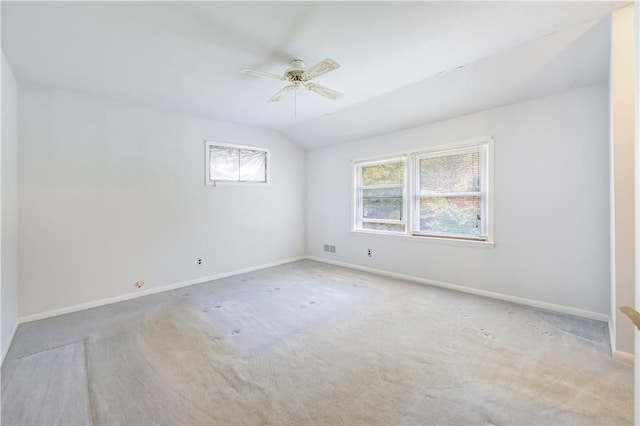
[[414, 147, 486, 239]]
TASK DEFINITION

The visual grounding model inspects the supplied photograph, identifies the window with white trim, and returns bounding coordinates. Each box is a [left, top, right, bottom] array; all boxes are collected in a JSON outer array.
[[355, 157, 407, 232], [205, 141, 269, 185], [354, 139, 491, 242]]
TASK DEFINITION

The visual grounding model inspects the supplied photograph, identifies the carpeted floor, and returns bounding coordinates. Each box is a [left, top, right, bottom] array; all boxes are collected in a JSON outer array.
[[1, 260, 634, 425]]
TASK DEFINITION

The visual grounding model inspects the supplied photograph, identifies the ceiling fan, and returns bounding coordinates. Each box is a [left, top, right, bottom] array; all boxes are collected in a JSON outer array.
[[241, 58, 343, 102]]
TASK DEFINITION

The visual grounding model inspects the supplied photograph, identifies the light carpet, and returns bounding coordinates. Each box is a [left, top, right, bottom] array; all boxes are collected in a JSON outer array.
[[2, 260, 633, 425]]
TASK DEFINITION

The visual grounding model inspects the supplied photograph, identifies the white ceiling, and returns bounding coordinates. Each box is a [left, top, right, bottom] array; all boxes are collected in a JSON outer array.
[[1, 1, 627, 150]]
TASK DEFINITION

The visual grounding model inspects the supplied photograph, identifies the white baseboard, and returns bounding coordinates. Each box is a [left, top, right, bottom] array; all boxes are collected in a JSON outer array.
[[15, 254, 617, 351], [613, 350, 635, 364], [306, 256, 610, 323], [1, 320, 19, 366], [608, 317, 616, 357], [19, 256, 305, 323]]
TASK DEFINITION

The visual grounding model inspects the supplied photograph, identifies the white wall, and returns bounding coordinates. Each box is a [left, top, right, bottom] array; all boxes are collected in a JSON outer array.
[[307, 85, 610, 316], [611, 3, 636, 355], [635, 2, 640, 420], [2, 52, 19, 362], [18, 85, 305, 318]]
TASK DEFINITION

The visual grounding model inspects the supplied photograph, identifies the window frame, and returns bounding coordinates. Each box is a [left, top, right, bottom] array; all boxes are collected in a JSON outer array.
[[412, 145, 488, 241], [205, 140, 270, 186], [354, 156, 408, 233], [352, 137, 494, 246]]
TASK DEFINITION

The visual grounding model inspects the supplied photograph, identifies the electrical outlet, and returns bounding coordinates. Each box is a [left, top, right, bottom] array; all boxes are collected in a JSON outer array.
[[367, 248, 372, 257], [135, 280, 145, 289], [197, 258, 203, 266]]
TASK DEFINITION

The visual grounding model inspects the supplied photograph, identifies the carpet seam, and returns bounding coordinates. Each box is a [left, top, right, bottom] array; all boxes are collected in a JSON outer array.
[[83, 338, 97, 426], [7, 338, 87, 361]]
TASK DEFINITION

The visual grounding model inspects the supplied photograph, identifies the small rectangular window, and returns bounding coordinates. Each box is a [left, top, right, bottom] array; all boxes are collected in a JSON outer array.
[[355, 157, 407, 233], [205, 141, 268, 184]]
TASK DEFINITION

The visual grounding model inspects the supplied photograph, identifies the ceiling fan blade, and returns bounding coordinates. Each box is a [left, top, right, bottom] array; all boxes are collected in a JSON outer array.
[[241, 68, 286, 81], [304, 82, 343, 100], [268, 84, 297, 102], [306, 58, 340, 79]]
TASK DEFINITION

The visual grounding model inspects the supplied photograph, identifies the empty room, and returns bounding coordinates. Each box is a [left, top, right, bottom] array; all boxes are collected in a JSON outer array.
[[1, 1, 638, 424]]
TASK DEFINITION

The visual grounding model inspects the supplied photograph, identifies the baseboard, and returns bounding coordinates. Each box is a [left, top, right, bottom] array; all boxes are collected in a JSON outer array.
[[19, 256, 306, 323], [16, 254, 612, 335], [1, 320, 19, 366], [613, 350, 635, 364], [608, 318, 615, 357], [306, 256, 610, 323]]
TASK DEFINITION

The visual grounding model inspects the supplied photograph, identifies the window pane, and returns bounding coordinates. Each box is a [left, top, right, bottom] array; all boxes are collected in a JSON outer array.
[[210, 146, 239, 181], [362, 161, 404, 185], [363, 187, 403, 220], [419, 196, 481, 236], [420, 151, 479, 193], [239, 149, 267, 182], [362, 222, 405, 232]]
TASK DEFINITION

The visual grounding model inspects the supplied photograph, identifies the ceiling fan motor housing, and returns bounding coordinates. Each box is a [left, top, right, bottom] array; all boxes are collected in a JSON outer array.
[[286, 60, 308, 81]]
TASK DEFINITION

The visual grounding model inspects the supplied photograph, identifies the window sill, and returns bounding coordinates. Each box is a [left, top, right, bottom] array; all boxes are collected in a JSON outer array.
[[205, 181, 270, 187], [350, 229, 495, 248]]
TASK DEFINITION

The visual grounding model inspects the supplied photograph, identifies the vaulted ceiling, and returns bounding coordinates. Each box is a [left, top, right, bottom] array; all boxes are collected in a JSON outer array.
[[1, 1, 628, 150]]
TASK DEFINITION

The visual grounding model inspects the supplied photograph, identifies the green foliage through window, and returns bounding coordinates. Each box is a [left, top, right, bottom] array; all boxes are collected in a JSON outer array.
[[362, 162, 404, 186], [354, 141, 490, 241], [356, 159, 406, 233]]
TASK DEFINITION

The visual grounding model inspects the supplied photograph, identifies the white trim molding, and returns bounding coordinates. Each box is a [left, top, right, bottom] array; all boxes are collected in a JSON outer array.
[[19, 256, 305, 323], [608, 318, 616, 357], [306, 255, 610, 323]]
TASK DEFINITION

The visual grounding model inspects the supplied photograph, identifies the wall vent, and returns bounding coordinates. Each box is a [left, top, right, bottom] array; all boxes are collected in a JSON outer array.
[[323, 244, 336, 254]]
